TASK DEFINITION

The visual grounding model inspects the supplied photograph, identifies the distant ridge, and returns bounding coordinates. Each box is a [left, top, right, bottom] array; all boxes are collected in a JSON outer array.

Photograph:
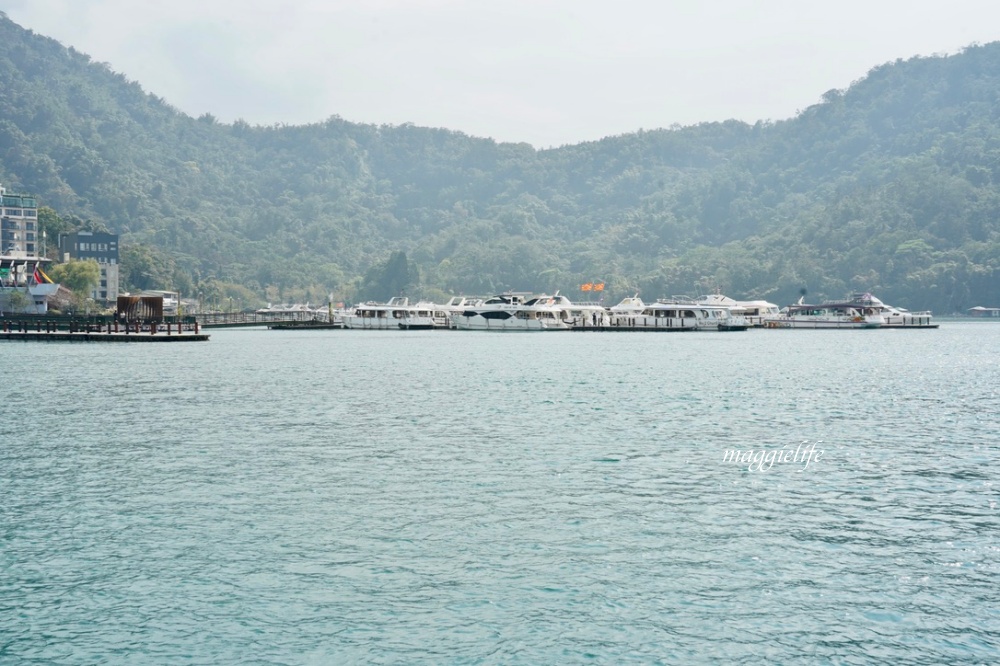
[[1, 14, 998, 312]]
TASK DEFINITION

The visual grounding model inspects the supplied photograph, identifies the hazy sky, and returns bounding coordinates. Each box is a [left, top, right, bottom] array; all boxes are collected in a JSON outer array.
[[5, 0, 1000, 147]]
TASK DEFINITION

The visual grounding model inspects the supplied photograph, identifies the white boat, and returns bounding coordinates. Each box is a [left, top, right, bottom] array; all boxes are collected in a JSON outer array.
[[450, 292, 573, 330], [438, 296, 485, 329], [397, 301, 452, 330], [764, 300, 884, 329], [342, 296, 415, 330], [608, 295, 645, 316], [696, 293, 780, 327], [256, 302, 318, 316], [337, 296, 499, 330], [845, 293, 937, 328], [563, 300, 610, 329], [395, 296, 488, 330], [606, 297, 749, 331]]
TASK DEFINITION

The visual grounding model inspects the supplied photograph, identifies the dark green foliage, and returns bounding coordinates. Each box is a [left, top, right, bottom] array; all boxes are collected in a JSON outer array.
[[358, 251, 419, 302], [48, 258, 99, 294], [2, 14, 1000, 312]]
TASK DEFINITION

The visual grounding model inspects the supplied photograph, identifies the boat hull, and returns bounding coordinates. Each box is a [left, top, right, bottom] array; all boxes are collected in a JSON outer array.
[[605, 315, 696, 331], [342, 316, 400, 329], [765, 319, 881, 329], [881, 314, 937, 328], [451, 315, 565, 331]]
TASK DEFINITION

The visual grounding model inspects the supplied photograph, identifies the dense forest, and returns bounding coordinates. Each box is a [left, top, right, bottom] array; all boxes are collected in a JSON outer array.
[[1, 13, 999, 313]]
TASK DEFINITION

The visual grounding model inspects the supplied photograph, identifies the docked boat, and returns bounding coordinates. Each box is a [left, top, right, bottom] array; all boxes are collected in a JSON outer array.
[[255, 302, 326, 321], [764, 300, 884, 329], [696, 293, 780, 327], [438, 296, 485, 329], [563, 300, 611, 329], [397, 301, 452, 330], [606, 297, 749, 331], [342, 296, 415, 330], [845, 293, 937, 328], [450, 292, 574, 330], [608, 295, 645, 317]]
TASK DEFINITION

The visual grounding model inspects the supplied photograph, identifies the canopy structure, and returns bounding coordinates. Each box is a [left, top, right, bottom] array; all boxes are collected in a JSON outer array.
[[117, 295, 165, 322]]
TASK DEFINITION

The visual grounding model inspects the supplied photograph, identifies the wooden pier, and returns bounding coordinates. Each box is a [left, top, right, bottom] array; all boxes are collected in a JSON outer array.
[[0, 320, 209, 342]]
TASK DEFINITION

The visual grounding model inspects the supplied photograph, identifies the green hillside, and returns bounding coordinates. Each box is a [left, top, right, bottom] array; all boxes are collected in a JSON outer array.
[[2, 13, 999, 312]]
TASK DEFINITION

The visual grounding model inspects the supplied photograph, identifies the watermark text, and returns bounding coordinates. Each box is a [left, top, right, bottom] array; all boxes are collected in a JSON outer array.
[[723, 441, 824, 472]]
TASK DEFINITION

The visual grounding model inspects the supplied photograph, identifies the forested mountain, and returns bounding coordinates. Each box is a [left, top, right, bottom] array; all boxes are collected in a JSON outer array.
[[2, 13, 999, 312]]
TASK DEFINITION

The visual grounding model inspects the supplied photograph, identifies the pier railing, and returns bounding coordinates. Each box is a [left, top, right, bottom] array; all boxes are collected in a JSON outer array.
[[0, 314, 202, 335], [194, 311, 323, 327], [1, 310, 323, 332]]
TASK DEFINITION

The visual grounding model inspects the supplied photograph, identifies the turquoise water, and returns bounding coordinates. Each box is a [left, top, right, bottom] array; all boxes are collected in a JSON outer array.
[[2, 323, 998, 664]]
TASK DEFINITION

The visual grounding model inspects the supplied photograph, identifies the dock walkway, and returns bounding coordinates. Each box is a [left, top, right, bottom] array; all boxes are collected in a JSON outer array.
[[1, 330, 209, 342], [0, 320, 209, 342]]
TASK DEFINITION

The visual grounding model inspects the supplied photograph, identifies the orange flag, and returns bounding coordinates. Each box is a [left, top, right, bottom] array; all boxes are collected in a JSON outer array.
[[594, 283, 605, 291], [581, 283, 593, 291]]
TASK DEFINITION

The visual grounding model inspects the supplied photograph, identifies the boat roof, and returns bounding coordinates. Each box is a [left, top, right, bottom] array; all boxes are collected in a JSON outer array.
[[611, 296, 644, 309], [786, 302, 863, 311], [848, 292, 886, 306]]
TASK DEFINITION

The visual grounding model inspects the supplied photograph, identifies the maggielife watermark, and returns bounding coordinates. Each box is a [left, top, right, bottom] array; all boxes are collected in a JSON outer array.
[[723, 441, 824, 472]]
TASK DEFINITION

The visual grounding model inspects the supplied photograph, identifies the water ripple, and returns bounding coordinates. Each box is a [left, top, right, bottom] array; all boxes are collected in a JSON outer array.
[[1, 324, 999, 663]]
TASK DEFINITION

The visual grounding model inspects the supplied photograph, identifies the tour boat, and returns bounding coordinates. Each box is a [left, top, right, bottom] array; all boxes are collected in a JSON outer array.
[[438, 296, 485, 329], [695, 293, 780, 327], [397, 301, 453, 330], [845, 293, 937, 328], [608, 295, 645, 316], [563, 300, 611, 329], [450, 292, 573, 330], [606, 298, 749, 331], [764, 300, 883, 329], [342, 296, 415, 330]]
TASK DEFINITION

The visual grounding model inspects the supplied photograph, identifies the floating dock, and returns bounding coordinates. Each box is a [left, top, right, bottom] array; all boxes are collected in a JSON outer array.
[[0, 321, 209, 342], [1, 330, 209, 342], [267, 321, 343, 330]]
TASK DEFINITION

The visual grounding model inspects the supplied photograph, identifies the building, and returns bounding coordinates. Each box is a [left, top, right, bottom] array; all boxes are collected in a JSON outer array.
[[1, 184, 58, 314], [57, 230, 120, 304], [1, 185, 39, 255]]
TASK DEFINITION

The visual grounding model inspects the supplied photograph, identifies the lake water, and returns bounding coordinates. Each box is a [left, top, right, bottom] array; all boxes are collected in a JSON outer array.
[[2, 322, 998, 664]]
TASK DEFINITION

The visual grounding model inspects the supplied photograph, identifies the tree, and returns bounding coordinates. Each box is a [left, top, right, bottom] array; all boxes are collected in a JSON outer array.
[[358, 251, 419, 301], [119, 244, 175, 292], [36, 206, 74, 247], [1, 288, 31, 314], [49, 259, 100, 295]]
